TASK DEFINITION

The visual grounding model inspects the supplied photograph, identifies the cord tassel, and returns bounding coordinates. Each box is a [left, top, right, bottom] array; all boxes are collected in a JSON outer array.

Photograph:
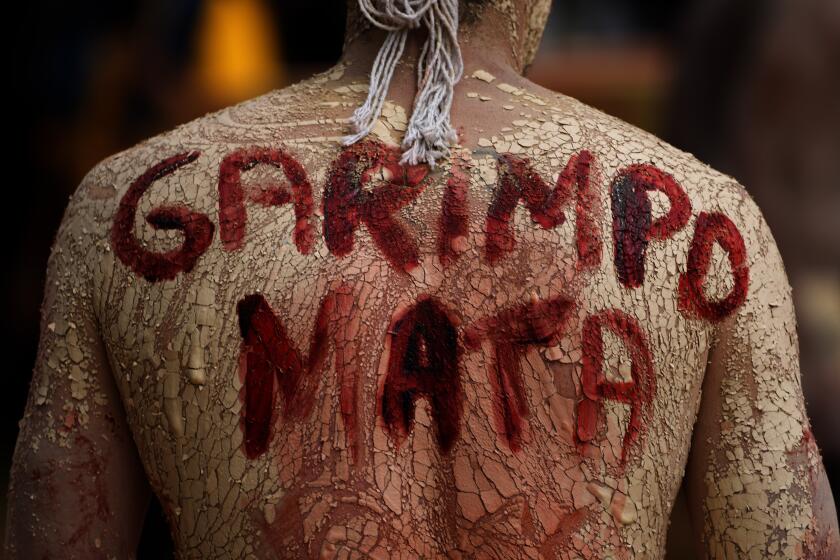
[[343, 0, 463, 168]]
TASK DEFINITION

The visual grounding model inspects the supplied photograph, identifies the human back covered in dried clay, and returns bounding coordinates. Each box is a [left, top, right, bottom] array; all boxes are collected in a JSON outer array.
[[6, 0, 838, 558]]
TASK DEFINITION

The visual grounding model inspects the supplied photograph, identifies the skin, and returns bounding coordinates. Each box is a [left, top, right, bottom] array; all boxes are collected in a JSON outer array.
[[6, 1, 838, 558]]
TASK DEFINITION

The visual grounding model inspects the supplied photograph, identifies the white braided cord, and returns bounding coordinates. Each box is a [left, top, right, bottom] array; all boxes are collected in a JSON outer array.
[[344, 0, 463, 167]]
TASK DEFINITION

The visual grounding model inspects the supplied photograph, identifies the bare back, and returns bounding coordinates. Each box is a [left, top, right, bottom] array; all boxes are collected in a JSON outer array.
[[7, 64, 837, 559]]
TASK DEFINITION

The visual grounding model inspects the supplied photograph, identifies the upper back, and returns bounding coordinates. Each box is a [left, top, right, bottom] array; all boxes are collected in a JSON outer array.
[[75, 64, 769, 558]]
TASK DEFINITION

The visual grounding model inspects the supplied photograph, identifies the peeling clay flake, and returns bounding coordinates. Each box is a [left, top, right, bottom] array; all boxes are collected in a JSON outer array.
[[471, 69, 496, 83]]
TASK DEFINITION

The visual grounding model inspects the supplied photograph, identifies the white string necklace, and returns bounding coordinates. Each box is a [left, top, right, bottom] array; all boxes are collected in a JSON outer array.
[[343, 0, 464, 168]]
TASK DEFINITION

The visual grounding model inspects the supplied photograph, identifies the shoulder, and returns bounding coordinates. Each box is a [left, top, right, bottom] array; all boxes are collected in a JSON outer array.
[[550, 88, 770, 245], [520, 85, 787, 318], [88, 67, 350, 206], [66, 74, 342, 286], [576, 99, 787, 318]]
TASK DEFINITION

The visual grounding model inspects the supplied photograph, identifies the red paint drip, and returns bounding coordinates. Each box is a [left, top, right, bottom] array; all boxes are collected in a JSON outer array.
[[324, 140, 429, 273], [236, 292, 333, 459], [379, 298, 462, 454], [333, 286, 362, 464], [465, 296, 575, 452], [678, 211, 749, 321], [437, 155, 471, 266], [485, 151, 597, 266], [218, 147, 315, 254], [110, 152, 214, 282], [576, 309, 655, 468], [611, 164, 691, 288], [338, 354, 361, 464]]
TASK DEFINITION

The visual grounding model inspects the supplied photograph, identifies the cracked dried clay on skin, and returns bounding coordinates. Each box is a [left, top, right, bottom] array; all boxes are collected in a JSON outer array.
[[6, 26, 838, 560]]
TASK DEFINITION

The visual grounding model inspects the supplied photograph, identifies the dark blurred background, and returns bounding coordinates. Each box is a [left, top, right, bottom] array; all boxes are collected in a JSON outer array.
[[4, 0, 838, 557]]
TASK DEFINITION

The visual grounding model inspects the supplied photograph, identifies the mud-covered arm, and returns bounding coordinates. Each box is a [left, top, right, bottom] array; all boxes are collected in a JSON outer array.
[[5, 184, 150, 558], [685, 209, 839, 559]]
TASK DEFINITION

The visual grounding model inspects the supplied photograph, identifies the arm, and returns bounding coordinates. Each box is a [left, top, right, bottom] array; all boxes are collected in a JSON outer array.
[[5, 181, 151, 558], [686, 206, 839, 558]]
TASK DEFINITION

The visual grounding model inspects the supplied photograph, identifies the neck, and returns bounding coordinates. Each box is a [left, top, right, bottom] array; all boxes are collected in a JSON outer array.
[[339, 11, 524, 81]]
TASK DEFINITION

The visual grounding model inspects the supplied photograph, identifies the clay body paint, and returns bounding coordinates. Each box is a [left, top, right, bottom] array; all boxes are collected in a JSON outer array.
[[437, 154, 471, 267], [485, 150, 600, 268], [464, 296, 576, 452], [576, 309, 656, 469], [110, 151, 214, 282], [236, 293, 577, 458], [678, 212, 749, 322], [111, 142, 751, 464], [611, 164, 691, 288], [323, 141, 430, 273], [237, 292, 333, 459], [379, 297, 462, 454], [218, 147, 315, 254]]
